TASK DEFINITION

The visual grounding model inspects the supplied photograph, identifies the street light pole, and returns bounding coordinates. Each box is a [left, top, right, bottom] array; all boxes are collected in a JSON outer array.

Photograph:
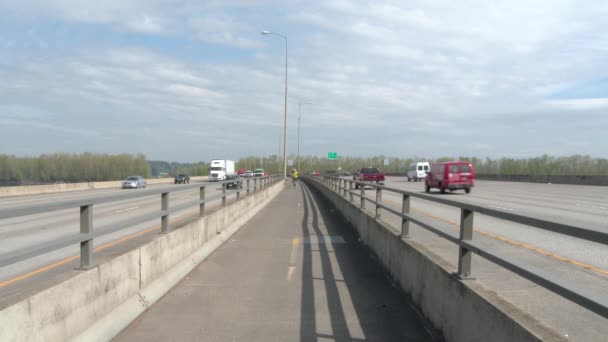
[[298, 101, 312, 172], [261, 30, 288, 180]]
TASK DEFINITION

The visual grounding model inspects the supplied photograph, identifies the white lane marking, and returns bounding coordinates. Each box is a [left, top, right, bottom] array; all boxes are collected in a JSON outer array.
[[489, 205, 517, 212], [576, 203, 608, 210], [114, 206, 139, 213]]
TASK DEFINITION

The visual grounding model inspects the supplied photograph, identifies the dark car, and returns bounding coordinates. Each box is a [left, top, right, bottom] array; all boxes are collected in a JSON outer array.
[[353, 167, 385, 188], [322, 170, 339, 177], [174, 173, 190, 184], [225, 174, 243, 189]]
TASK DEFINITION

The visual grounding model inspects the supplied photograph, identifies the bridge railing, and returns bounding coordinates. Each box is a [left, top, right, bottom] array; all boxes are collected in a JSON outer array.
[[307, 175, 608, 319], [0, 175, 283, 270]]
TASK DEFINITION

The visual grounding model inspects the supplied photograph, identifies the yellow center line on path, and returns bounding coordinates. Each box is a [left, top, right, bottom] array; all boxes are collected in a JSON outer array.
[[286, 238, 300, 281], [0, 211, 200, 288], [380, 197, 608, 277]]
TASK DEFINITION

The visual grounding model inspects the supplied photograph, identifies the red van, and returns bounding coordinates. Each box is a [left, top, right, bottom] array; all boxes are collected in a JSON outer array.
[[425, 161, 475, 194]]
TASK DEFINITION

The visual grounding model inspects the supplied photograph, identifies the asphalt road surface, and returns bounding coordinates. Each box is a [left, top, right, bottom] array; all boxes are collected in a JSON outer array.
[[0, 181, 229, 285]]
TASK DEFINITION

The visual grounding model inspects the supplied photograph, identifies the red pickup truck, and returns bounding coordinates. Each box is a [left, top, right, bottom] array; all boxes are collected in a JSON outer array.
[[353, 167, 385, 188]]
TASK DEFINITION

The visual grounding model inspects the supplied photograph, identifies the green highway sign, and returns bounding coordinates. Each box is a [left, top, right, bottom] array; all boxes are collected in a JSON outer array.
[[327, 152, 338, 160]]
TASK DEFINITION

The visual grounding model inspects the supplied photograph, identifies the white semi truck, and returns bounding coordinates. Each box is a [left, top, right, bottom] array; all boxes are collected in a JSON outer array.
[[209, 159, 236, 181]]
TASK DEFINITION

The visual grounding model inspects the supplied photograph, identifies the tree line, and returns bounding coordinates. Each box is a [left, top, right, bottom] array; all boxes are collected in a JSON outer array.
[[149, 160, 208, 177], [1, 153, 607, 186], [0, 153, 151, 185]]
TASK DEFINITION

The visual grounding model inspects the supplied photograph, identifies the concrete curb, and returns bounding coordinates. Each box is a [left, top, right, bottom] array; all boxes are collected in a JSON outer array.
[[71, 209, 243, 342]]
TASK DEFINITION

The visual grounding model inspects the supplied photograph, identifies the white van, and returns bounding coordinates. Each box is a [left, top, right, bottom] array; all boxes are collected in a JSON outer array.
[[407, 162, 430, 181]]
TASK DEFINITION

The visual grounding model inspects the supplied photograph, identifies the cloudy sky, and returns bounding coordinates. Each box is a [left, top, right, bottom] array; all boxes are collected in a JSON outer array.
[[1, 1, 607, 162]]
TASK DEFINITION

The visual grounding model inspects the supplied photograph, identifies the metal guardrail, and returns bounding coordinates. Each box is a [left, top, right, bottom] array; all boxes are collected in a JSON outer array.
[[0, 175, 283, 269], [308, 175, 608, 319]]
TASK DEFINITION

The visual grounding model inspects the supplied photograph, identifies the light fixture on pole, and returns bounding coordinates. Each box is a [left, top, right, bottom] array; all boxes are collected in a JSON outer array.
[[261, 30, 288, 180], [298, 101, 312, 172]]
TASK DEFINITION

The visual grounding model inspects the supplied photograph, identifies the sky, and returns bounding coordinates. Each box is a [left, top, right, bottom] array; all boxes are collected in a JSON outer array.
[[1, 0, 607, 162]]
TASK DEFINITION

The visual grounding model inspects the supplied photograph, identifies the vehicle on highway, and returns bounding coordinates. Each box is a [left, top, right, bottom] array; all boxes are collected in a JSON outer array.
[[209, 159, 236, 181], [353, 167, 385, 188], [322, 170, 339, 177], [122, 176, 146, 189], [174, 173, 190, 184], [243, 170, 254, 178], [407, 162, 430, 182], [253, 168, 264, 177], [237, 168, 244, 175], [425, 161, 475, 194], [225, 174, 243, 189]]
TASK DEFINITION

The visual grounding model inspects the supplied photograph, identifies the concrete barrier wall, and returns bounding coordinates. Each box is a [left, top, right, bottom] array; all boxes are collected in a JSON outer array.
[[305, 178, 564, 342], [0, 176, 209, 197], [0, 180, 284, 342]]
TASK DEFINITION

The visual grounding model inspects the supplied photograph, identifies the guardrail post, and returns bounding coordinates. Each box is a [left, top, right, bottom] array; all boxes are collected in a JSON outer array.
[[247, 179, 251, 196], [79, 204, 93, 269], [375, 187, 382, 219], [199, 186, 205, 217], [401, 194, 411, 238], [349, 180, 354, 202], [161, 192, 169, 234], [360, 186, 365, 209], [254, 178, 258, 192], [342, 179, 346, 197], [457, 209, 475, 279], [236, 180, 241, 200], [222, 183, 227, 207]]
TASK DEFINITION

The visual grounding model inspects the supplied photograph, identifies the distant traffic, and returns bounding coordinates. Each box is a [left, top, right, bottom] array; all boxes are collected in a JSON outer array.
[[310, 160, 476, 194]]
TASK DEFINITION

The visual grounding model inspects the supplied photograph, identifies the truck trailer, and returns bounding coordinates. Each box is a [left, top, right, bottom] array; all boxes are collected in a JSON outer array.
[[209, 159, 236, 181]]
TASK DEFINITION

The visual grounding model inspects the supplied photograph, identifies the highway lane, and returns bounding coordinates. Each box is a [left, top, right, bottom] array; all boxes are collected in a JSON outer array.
[[0, 181, 236, 284], [379, 177, 608, 270], [0, 182, 194, 208], [339, 177, 608, 340], [382, 177, 608, 229]]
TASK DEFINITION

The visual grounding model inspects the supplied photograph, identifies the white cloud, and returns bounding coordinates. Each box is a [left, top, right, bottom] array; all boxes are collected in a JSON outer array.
[[545, 98, 608, 110], [1, 1, 608, 160], [126, 15, 166, 34]]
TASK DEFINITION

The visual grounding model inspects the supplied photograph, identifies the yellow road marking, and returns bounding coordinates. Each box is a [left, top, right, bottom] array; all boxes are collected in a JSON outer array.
[[286, 238, 300, 281], [0, 211, 200, 287], [410, 207, 608, 277]]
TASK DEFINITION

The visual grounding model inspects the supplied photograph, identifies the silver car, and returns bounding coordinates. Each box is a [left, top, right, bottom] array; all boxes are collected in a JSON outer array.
[[122, 176, 146, 189]]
